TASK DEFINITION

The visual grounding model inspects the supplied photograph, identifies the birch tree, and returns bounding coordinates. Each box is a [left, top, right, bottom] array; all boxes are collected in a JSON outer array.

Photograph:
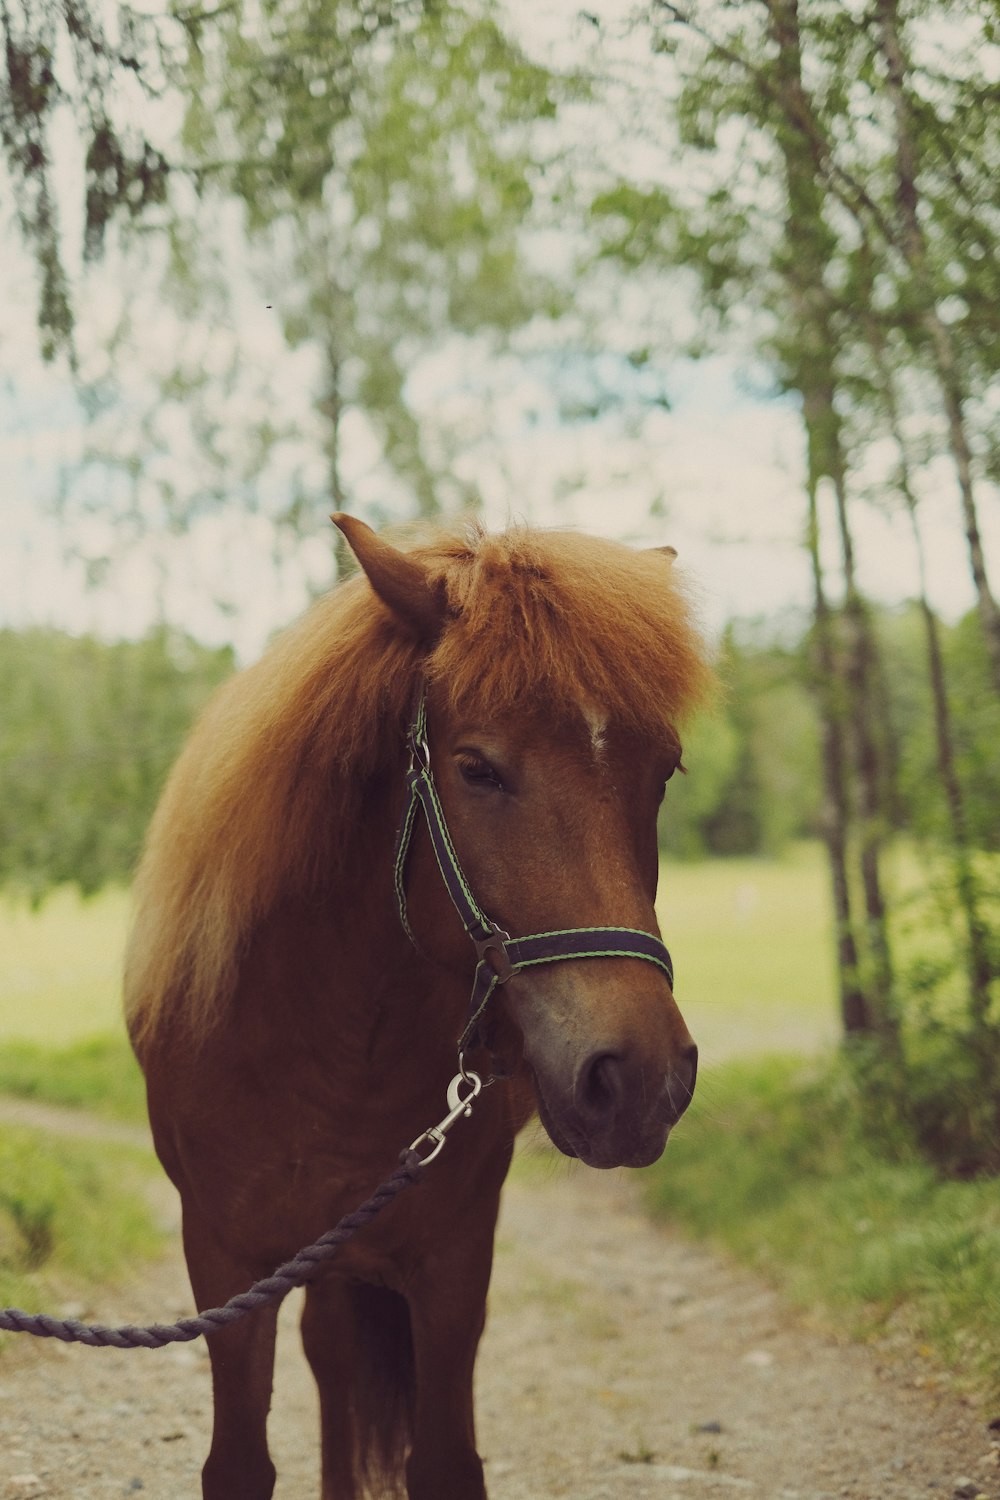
[[62, 0, 570, 570]]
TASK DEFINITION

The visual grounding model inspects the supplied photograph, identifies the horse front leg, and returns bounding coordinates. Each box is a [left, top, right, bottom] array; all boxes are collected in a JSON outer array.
[[404, 1221, 496, 1500], [181, 1202, 280, 1500], [302, 1274, 416, 1500]]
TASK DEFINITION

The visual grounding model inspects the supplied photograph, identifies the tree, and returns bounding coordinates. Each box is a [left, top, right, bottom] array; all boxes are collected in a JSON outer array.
[[586, 0, 1000, 1166], [659, 625, 821, 862], [0, 627, 233, 897], [646, 0, 1000, 694], [871, 0, 1000, 694], [268, 3, 564, 522], [60, 0, 571, 577], [849, 262, 998, 1043], [1, 0, 169, 360], [593, 0, 898, 1038], [673, 0, 1000, 1156]]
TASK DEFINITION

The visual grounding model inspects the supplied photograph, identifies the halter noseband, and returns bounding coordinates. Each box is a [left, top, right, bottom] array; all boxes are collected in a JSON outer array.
[[393, 690, 675, 1061]]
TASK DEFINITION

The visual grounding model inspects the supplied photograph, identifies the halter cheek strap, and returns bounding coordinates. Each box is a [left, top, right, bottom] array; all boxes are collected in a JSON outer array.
[[393, 691, 675, 1057]]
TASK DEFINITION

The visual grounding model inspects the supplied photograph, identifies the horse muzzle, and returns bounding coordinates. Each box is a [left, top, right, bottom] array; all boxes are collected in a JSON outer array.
[[532, 1040, 699, 1170]]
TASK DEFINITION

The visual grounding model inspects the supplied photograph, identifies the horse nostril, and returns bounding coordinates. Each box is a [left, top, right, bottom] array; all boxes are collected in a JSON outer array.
[[578, 1050, 626, 1122]]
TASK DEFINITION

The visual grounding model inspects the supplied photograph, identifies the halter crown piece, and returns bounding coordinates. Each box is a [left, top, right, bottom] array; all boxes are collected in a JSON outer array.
[[393, 689, 676, 1062]]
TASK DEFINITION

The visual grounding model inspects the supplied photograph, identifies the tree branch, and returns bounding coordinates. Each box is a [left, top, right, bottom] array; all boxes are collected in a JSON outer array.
[[654, 0, 903, 258]]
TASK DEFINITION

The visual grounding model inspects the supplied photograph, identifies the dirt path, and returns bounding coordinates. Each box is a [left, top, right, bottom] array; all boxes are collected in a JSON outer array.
[[1, 1104, 997, 1500]]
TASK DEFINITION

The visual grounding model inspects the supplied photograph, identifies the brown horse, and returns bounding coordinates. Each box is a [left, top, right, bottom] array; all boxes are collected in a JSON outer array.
[[125, 516, 712, 1500]]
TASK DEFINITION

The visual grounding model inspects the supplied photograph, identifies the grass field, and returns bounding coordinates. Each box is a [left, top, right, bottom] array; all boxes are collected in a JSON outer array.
[[0, 886, 132, 1044], [658, 842, 839, 1061], [0, 846, 843, 1128]]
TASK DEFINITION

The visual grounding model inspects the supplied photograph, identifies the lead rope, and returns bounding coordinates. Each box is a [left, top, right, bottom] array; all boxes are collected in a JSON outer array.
[[0, 1072, 482, 1348]]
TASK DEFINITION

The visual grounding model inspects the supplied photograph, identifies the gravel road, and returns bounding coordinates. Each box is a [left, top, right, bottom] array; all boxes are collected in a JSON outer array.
[[1, 1104, 997, 1500]]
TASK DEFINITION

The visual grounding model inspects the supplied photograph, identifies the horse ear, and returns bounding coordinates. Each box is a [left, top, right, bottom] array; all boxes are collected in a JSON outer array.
[[648, 544, 678, 561], [331, 513, 447, 641]]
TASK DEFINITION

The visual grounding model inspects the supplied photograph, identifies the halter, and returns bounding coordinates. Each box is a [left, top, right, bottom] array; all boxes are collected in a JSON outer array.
[[393, 689, 675, 1065]]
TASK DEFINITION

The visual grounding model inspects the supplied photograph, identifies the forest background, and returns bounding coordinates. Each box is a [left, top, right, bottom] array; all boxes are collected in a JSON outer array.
[[2, 0, 1000, 1397]]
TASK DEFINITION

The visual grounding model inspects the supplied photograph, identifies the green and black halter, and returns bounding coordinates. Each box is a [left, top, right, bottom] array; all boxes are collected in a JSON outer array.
[[393, 690, 676, 1062]]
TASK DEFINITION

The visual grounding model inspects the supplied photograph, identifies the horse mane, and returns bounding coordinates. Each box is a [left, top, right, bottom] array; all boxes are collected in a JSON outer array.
[[125, 521, 713, 1051]]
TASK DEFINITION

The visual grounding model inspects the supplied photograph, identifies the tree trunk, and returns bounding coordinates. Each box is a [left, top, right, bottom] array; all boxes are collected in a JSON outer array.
[[827, 446, 896, 1035], [805, 480, 869, 1034], [912, 564, 996, 1039], [874, 0, 1000, 696], [867, 314, 997, 1034], [767, 0, 896, 1038], [319, 338, 354, 589]]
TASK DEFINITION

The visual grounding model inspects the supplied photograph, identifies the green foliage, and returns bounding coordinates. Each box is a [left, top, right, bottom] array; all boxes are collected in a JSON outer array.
[[876, 606, 1000, 850], [661, 622, 821, 859], [112, 0, 574, 529], [0, 1124, 159, 1331], [1, 0, 169, 360], [0, 1036, 146, 1123], [629, 0, 1000, 386], [0, 626, 233, 899], [891, 1022, 1000, 1179], [661, 707, 741, 858], [590, 183, 675, 270], [644, 1055, 1000, 1403], [941, 615, 1000, 850]]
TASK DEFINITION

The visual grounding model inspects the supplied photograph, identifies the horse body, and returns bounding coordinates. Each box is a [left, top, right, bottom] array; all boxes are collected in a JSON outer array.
[[126, 518, 712, 1499]]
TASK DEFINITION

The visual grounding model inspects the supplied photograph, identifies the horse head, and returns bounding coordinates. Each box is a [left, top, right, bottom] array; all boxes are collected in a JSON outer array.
[[334, 514, 710, 1172]]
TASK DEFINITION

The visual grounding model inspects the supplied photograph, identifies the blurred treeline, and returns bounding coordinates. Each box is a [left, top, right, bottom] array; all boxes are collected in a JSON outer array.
[[0, 629, 232, 901], [667, 607, 1000, 862]]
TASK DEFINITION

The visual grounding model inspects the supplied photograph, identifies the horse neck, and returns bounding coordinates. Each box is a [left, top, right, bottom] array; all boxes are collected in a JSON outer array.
[[248, 760, 467, 1065]]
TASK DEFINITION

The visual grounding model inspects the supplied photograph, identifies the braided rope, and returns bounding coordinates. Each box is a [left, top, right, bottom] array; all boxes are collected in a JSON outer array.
[[0, 1149, 424, 1349]]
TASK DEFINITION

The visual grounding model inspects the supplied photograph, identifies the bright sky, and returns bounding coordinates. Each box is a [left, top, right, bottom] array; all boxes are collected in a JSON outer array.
[[2, 0, 998, 662]]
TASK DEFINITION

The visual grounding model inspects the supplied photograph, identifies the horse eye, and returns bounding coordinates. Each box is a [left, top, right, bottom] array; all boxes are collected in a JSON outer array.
[[458, 756, 504, 791]]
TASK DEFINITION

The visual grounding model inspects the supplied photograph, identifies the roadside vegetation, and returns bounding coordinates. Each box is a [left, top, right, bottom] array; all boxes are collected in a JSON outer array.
[[0, 1036, 145, 1124], [0, 1125, 161, 1345], [643, 1053, 1000, 1408], [0, 892, 152, 1343]]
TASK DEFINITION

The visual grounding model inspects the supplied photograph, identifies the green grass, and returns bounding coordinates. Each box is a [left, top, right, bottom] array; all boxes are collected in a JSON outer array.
[[0, 1035, 146, 1123], [0, 886, 131, 1043], [0, 1124, 161, 1336], [658, 842, 839, 1062], [0, 891, 156, 1342], [0, 850, 839, 1056], [644, 1054, 1000, 1405], [0, 887, 145, 1122]]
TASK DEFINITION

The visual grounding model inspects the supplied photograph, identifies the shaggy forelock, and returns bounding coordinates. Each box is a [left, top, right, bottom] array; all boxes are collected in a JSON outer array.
[[427, 524, 712, 740]]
